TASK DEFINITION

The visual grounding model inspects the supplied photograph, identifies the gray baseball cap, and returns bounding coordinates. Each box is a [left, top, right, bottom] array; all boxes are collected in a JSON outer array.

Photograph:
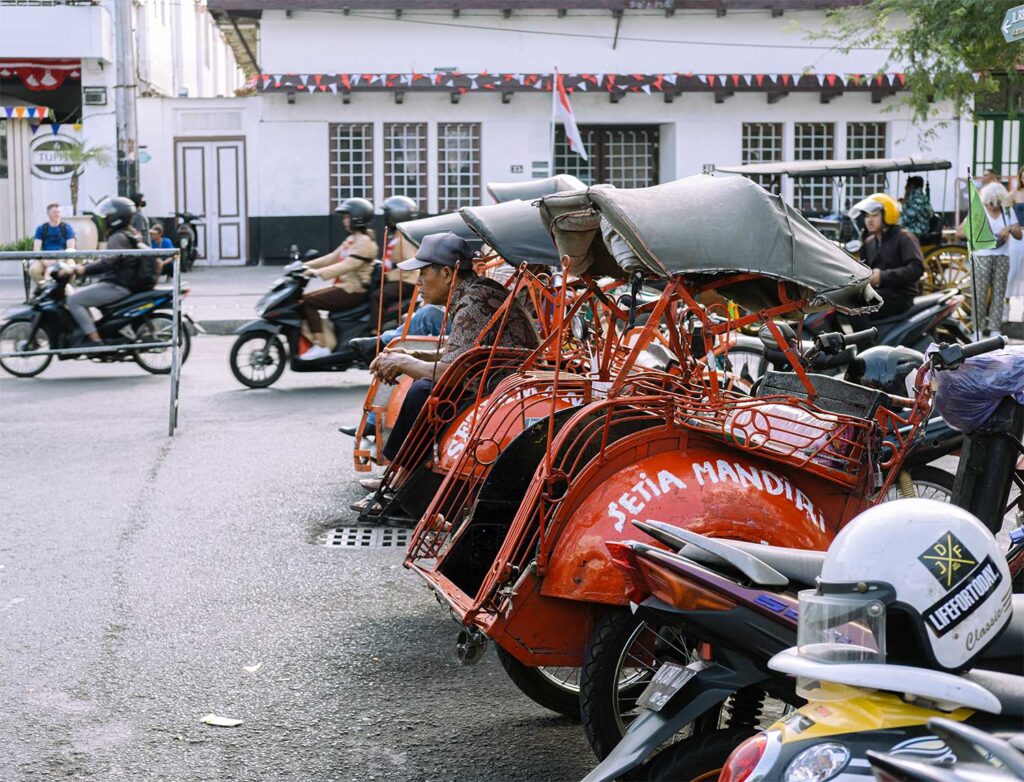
[[397, 231, 474, 271]]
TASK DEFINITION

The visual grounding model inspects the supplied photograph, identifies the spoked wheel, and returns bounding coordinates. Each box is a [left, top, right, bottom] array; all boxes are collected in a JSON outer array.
[[0, 321, 52, 377], [581, 608, 699, 760], [922, 244, 972, 327], [133, 313, 192, 374], [230, 332, 287, 389], [495, 646, 580, 719], [884, 465, 955, 503], [641, 728, 758, 782]]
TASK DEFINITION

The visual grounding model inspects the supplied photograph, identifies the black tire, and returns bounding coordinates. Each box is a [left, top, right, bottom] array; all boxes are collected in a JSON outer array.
[[0, 320, 53, 377], [133, 313, 192, 374], [581, 608, 697, 760], [884, 464, 955, 503], [495, 645, 581, 719], [180, 237, 194, 272], [230, 332, 287, 389], [642, 728, 757, 782]]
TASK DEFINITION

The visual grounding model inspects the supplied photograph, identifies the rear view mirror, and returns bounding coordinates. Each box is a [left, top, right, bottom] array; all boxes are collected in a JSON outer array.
[[758, 321, 798, 350], [844, 239, 863, 255]]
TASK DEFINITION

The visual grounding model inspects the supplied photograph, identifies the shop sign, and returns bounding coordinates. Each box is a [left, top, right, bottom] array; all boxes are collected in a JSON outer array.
[[30, 134, 79, 180]]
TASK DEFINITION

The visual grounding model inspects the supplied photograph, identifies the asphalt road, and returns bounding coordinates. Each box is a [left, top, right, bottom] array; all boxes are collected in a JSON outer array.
[[0, 336, 593, 782]]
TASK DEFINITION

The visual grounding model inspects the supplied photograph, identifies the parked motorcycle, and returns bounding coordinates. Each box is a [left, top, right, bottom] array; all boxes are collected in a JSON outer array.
[[228, 259, 401, 388], [0, 264, 194, 377], [175, 211, 203, 272]]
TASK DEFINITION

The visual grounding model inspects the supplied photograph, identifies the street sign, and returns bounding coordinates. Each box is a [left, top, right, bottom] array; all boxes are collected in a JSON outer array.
[[1002, 4, 1024, 42]]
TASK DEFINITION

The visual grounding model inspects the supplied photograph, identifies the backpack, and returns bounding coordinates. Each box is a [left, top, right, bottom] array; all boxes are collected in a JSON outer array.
[[113, 228, 159, 292]]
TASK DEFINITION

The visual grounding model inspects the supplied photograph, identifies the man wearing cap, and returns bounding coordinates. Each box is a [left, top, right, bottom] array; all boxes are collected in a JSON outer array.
[[369, 231, 539, 465]]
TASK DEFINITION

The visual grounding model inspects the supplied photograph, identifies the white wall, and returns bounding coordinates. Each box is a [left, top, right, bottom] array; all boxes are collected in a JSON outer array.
[[260, 9, 892, 76]]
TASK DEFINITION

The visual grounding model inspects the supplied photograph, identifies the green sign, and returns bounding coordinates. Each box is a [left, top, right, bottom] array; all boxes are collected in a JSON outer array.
[[1002, 4, 1024, 42]]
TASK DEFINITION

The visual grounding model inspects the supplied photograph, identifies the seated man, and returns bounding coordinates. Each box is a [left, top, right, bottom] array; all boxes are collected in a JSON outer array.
[[847, 192, 924, 323], [369, 231, 539, 465], [899, 176, 934, 242]]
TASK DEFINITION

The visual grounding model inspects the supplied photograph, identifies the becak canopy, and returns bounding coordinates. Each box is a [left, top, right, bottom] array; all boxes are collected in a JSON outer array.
[[538, 175, 882, 314], [486, 174, 586, 204], [459, 199, 561, 266], [397, 211, 484, 253]]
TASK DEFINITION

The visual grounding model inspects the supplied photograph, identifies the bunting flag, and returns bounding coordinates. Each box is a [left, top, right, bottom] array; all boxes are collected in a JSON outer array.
[[2, 106, 51, 119], [552, 68, 589, 161], [0, 59, 81, 91]]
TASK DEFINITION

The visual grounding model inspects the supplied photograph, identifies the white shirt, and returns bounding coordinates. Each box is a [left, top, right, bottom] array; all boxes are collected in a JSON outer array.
[[974, 208, 1018, 256]]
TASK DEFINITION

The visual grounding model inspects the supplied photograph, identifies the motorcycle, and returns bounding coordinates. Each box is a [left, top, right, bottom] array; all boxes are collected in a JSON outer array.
[[0, 263, 194, 377], [175, 211, 203, 272], [228, 258, 401, 389]]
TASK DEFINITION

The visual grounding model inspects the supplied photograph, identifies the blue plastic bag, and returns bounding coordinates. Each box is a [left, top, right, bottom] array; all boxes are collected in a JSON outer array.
[[931, 346, 1024, 433]]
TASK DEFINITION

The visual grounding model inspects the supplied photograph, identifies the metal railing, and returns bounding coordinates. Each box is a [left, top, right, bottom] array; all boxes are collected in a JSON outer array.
[[0, 248, 184, 435]]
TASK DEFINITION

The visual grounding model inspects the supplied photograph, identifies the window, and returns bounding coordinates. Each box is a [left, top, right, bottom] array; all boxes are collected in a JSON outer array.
[[793, 122, 835, 214], [973, 117, 1024, 184], [741, 122, 783, 190], [437, 123, 480, 212], [384, 123, 427, 208], [329, 123, 374, 209], [0, 122, 7, 179], [845, 122, 887, 205], [555, 126, 658, 188]]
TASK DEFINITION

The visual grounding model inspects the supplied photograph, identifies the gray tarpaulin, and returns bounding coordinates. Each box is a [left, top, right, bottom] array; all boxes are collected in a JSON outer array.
[[486, 174, 586, 204], [397, 212, 484, 252], [539, 175, 882, 314], [459, 199, 561, 266]]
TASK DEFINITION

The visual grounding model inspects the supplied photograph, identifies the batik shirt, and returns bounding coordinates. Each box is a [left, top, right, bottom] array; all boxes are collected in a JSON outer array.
[[901, 190, 934, 238], [441, 275, 540, 363]]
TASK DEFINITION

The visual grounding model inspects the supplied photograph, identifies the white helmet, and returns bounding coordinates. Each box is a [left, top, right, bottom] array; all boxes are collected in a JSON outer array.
[[798, 499, 1012, 672]]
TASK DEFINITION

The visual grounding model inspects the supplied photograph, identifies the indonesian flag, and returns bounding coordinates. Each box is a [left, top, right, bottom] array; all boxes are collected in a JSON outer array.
[[552, 69, 589, 161]]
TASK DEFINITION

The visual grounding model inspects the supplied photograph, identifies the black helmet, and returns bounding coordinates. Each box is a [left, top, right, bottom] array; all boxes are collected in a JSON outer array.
[[129, 192, 146, 208], [336, 197, 375, 229], [844, 345, 925, 396], [90, 196, 136, 237], [382, 195, 418, 228]]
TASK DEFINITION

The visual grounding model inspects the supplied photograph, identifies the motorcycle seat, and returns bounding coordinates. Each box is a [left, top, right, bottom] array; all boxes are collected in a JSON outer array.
[[724, 541, 825, 586], [328, 302, 371, 323], [975, 595, 1024, 667], [755, 370, 885, 420], [963, 669, 1024, 717], [98, 289, 169, 312], [869, 292, 951, 326]]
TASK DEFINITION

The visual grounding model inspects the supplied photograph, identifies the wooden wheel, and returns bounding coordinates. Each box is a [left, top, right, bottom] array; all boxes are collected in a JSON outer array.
[[922, 243, 972, 326]]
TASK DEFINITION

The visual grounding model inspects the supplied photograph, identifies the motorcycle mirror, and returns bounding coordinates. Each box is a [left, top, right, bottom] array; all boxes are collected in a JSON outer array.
[[758, 321, 798, 351], [845, 239, 863, 255], [284, 260, 305, 273], [303, 249, 320, 260]]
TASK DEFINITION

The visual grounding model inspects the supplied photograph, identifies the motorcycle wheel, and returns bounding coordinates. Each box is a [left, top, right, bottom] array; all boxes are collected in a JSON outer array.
[[230, 332, 287, 389], [0, 320, 52, 377], [641, 727, 757, 782], [495, 646, 580, 719], [883, 464, 955, 503], [581, 608, 700, 760], [133, 313, 192, 374], [180, 237, 193, 272]]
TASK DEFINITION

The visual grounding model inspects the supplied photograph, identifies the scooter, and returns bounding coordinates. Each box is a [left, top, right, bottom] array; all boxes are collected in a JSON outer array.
[[0, 265, 194, 377], [175, 211, 203, 272], [228, 259, 400, 389]]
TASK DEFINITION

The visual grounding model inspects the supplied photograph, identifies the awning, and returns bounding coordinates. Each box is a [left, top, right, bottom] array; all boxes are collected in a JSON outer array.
[[0, 59, 81, 91]]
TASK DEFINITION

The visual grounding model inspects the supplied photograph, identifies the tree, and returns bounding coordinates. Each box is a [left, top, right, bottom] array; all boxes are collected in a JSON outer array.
[[819, 0, 1024, 124], [57, 140, 114, 214]]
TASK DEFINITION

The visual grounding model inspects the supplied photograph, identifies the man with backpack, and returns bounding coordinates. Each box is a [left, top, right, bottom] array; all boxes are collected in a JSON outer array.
[[60, 197, 157, 345], [29, 203, 77, 287]]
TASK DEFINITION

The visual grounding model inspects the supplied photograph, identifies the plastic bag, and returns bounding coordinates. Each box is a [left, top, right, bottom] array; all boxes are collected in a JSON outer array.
[[931, 346, 1024, 433]]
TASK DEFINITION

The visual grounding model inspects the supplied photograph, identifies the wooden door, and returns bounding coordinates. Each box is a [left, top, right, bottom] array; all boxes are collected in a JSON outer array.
[[174, 137, 247, 265]]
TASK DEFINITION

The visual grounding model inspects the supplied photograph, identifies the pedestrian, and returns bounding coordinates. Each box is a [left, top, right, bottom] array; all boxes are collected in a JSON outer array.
[[29, 203, 77, 286], [1008, 167, 1024, 324], [957, 182, 1021, 338], [899, 176, 934, 242], [130, 193, 152, 246], [150, 223, 177, 277]]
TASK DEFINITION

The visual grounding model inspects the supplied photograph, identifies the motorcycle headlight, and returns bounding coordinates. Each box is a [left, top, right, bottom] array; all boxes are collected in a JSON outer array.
[[784, 742, 849, 782]]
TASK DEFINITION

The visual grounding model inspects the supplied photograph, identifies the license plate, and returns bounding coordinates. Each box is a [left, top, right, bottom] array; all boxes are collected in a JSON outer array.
[[636, 661, 700, 712]]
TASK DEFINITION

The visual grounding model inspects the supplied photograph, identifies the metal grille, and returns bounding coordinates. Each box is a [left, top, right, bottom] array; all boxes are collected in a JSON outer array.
[[845, 122, 888, 205], [384, 123, 428, 208], [329, 123, 374, 209], [438, 122, 481, 212], [974, 117, 1023, 184], [793, 122, 835, 214], [741, 122, 783, 191], [318, 526, 413, 548], [555, 126, 658, 187]]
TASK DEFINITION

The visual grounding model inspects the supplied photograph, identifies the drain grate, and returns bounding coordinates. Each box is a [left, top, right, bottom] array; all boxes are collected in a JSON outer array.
[[318, 526, 413, 549]]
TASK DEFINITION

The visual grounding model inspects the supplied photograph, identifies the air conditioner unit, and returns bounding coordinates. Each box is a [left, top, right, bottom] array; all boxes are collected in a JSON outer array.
[[83, 87, 107, 106]]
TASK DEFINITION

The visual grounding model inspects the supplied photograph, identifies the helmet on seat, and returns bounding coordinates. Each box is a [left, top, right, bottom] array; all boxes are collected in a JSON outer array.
[[335, 197, 375, 229], [848, 193, 901, 227], [382, 195, 418, 228], [90, 196, 136, 237], [844, 345, 924, 397], [800, 499, 1011, 672]]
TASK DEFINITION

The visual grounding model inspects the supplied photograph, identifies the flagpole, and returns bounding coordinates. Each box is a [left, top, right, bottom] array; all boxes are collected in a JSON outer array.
[[967, 167, 981, 340], [550, 70, 556, 177]]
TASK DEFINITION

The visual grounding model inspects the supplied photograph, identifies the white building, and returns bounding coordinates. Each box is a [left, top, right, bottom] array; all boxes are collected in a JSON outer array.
[[0, 0, 243, 246]]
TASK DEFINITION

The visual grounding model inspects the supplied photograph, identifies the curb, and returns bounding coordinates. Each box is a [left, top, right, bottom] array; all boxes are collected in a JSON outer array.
[[197, 320, 247, 335]]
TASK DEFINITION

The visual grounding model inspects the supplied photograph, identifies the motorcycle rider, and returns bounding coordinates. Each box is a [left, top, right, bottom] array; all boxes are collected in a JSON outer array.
[[61, 197, 154, 345], [371, 195, 419, 333], [299, 198, 378, 361], [848, 192, 925, 322]]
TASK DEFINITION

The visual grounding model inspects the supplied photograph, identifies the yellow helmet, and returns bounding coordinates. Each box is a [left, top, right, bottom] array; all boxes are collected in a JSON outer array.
[[848, 192, 901, 226]]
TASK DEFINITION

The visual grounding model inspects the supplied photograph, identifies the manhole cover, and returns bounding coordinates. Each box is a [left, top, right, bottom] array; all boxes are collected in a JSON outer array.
[[318, 526, 413, 549]]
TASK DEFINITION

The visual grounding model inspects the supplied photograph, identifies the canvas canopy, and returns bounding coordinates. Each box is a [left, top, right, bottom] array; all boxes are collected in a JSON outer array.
[[715, 157, 951, 179], [397, 211, 484, 252], [486, 174, 587, 204], [538, 175, 882, 314], [459, 199, 561, 266]]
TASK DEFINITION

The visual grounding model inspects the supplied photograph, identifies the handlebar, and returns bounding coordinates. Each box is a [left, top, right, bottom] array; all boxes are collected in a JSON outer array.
[[929, 336, 1007, 371], [845, 327, 879, 350], [963, 335, 1007, 359]]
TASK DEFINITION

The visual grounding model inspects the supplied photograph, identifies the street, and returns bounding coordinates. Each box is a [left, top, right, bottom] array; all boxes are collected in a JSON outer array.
[[0, 335, 593, 782]]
